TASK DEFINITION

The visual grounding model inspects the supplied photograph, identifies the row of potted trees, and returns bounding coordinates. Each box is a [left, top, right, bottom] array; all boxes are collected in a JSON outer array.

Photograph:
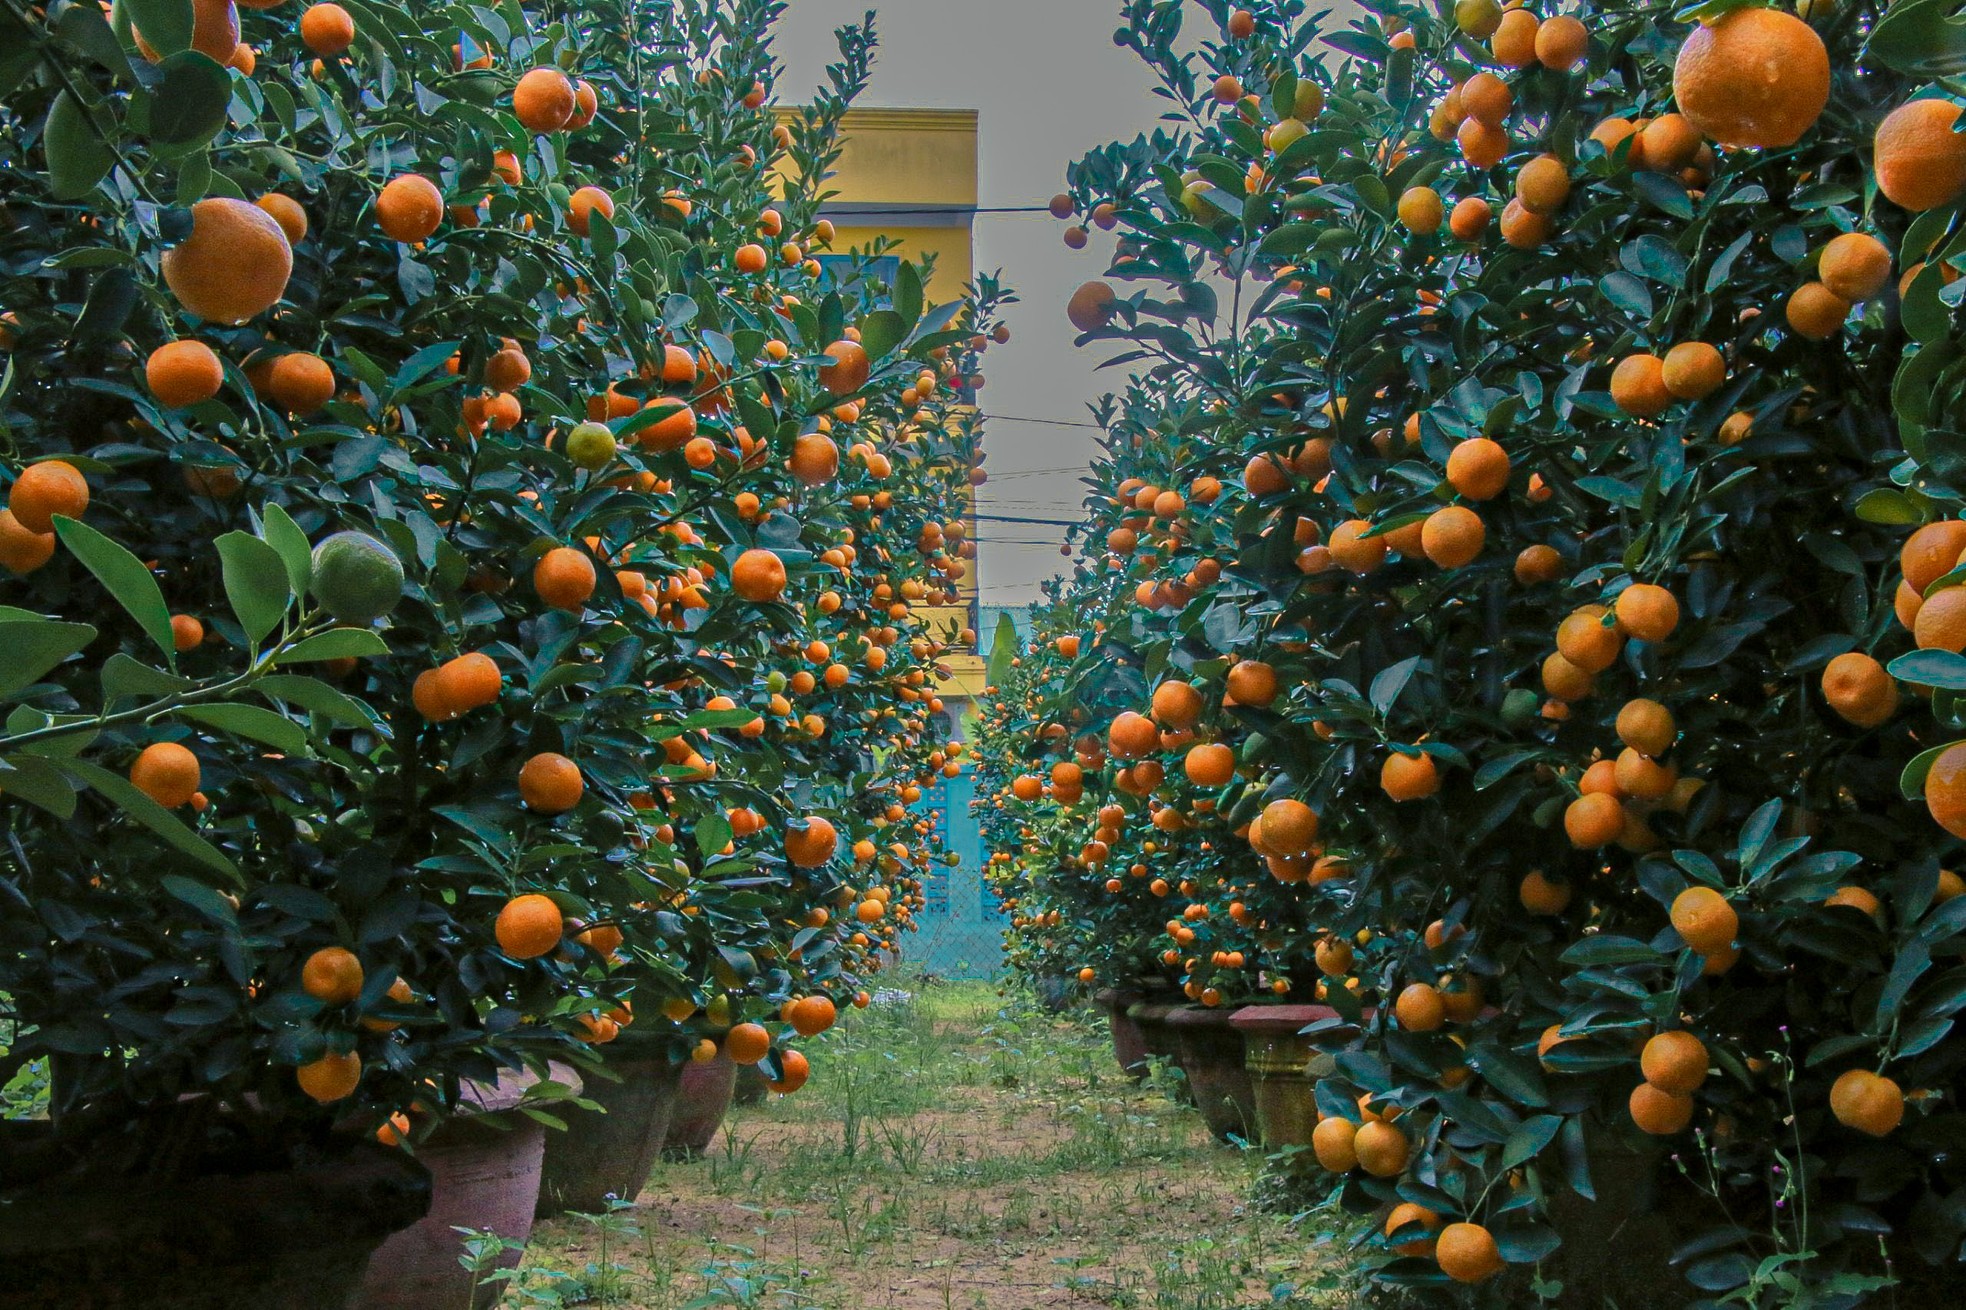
[[0, 0, 990, 1302]]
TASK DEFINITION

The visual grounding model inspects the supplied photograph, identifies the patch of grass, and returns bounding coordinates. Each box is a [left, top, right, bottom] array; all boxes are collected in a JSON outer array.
[[517, 974, 1349, 1309]]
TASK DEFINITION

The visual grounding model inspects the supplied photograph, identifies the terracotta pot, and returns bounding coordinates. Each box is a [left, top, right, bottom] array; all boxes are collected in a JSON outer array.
[[536, 1045, 684, 1218], [661, 1050, 738, 1159], [1093, 988, 1150, 1080], [1229, 1004, 1340, 1148], [1125, 1000, 1193, 1103], [732, 1060, 770, 1106], [359, 1065, 576, 1310], [0, 1126, 429, 1310], [1164, 1004, 1256, 1142]]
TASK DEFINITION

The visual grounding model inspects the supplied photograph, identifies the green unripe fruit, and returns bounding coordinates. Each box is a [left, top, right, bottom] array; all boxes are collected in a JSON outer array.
[[1502, 688, 1540, 727], [309, 531, 404, 626], [1293, 82, 1324, 122], [566, 420, 617, 471], [1455, 0, 1502, 38], [765, 670, 788, 694]]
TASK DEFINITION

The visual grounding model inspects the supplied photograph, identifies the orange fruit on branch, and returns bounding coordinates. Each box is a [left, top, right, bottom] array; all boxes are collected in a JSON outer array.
[[162, 198, 292, 324], [518, 752, 583, 813], [1671, 7, 1828, 148], [495, 893, 563, 959], [146, 340, 225, 409]]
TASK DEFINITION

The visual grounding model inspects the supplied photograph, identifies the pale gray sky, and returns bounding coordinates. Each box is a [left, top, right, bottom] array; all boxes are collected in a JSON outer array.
[[772, 0, 1176, 605]]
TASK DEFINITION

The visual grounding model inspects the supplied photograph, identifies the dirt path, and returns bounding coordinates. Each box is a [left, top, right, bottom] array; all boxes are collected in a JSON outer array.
[[514, 984, 1340, 1309]]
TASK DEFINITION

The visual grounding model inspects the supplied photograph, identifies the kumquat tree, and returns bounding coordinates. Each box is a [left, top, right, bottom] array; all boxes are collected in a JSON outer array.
[[976, 0, 1966, 1302], [0, 0, 1002, 1295]]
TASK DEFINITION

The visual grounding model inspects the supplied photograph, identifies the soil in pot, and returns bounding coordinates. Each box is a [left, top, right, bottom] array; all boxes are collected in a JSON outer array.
[[0, 1125, 429, 1310], [536, 1044, 685, 1218]]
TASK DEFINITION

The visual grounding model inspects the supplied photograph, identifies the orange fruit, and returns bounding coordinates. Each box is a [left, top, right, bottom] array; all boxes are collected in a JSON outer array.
[[1614, 583, 1680, 643], [789, 432, 839, 485], [1381, 751, 1440, 801], [725, 1022, 770, 1065], [1925, 743, 1966, 837], [254, 193, 308, 245], [1514, 154, 1570, 214], [484, 346, 530, 392], [1904, 520, 1966, 593], [161, 197, 293, 324], [1535, 14, 1587, 69], [1629, 1081, 1694, 1134], [1446, 437, 1509, 500], [1786, 281, 1849, 339], [269, 352, 335, 413], [1616, 698, 1676, 756], [1519, 869, 1571, 914], [518, 752, 583, 813], [1396, 186, 1443, 234], [1514, 544, 1563, 585], [1829, 1068, 1904, 1136], [296, 1050, 361, 1103], [513, 67, 576, 132], [377, 174, 443, 243], [1395, 982, 1445, 1031], [170, 614, 204, 651], [134, 0, 237, 63], [1489, 7, 1538, 66], [1151, 680, 1205, 729], [131, 742, 200, 808], [1542, 652, 1594, 701], [1458, 72, 1511, 127], [817, 340, 870, 395], [1818, 232, 1893, 303], [788, 996, 836, 1037], [1670, 886, 1738, 953], [1067, 281, 1116, 333], [1353, 1120, 1408, 1176], [1385, 1201, 1441, 1255], [1226, 659, 1278, 707], [1260, 798, 1319, 854], [1874, 99, 1966, 213], [1641, 1031, 1709, 1095], [1328, 519, 1386, 574], [1436, 1222, 1502, 1283], [1610, 354, 1671, 417], [1671, 7, 1827, 148], [568, 185, 615, 236], [1456, 117, 1509, 169], [1310, 1114, 1358, 1171], [785, 816, 838, 867], [1449, 196, 1491, 240], [766, 1049, 810, 1093], [1421, 505, 1484, 568], [1108, 710, 1159, 759], [299, 2, 353, 55], [0, 510, 55, 574], [1821, 653, 1896, 728], [1557, 606, 1621, 672], [435, 651, 502, 712], [1660, 342, 1724, 400], [495, 892, 563, 958], [146, 340, 225, 409], [1184, 742, 1235, 787], [1916, 586, 1966, 651], [533, 546, 596, 610], [732, 548, 787, 602], [1564, 792, 1623, 847], [301, 946, 364, 1004]]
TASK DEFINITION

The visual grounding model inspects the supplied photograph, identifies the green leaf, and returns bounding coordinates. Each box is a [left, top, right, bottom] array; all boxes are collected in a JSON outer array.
[[695, 811, 732, 858], [259, 503, 313, 599], [123, 0, 192, 55], [45, 92, 116, 201], [1466, 1042, 1548, 1107], [894, 259, 924, 328], [1889, 649, 1966, 690], [161, 873, 237, 925], [1903, 742, 1951, 801], [101, 652, 192, 700], [64, 757, 239, 883], [252, 674, 379, 728], [145, 51, 230, 146], [1853, 488, 1925, 525], [987, 610, 1020, 687], [1865, 0, 1966, 75], [276, 628, 390, 664], [52, 515, 175, 666], [0, 753, 79, 817], [177, 703, 310, 754], [216, 531, 292, 646], [858, 309, 907, 361], [0, 619, 97, 695]]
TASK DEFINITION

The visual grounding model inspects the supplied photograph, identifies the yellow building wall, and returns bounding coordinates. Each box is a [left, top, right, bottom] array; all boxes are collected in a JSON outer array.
[[779, 108, 985, 702]]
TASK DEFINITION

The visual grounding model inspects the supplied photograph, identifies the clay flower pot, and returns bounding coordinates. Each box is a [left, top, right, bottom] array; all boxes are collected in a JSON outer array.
[[0, 1127, 429, 1310], [1164, 1004, 1256, 1142], [1125, 1000, 1194, 1103], [661, 1048, 738, 1159], [360, 1064, 577, 1310], [536, 1042, 685, 1218], [732, 1060, 770, 1107], [1094, 987, 1151, 1080], [1228, 1004, 1341, 1149]]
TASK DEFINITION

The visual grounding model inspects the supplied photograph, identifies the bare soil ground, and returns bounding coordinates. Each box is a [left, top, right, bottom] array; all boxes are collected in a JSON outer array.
[[510, 982, 1346, 1309]]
